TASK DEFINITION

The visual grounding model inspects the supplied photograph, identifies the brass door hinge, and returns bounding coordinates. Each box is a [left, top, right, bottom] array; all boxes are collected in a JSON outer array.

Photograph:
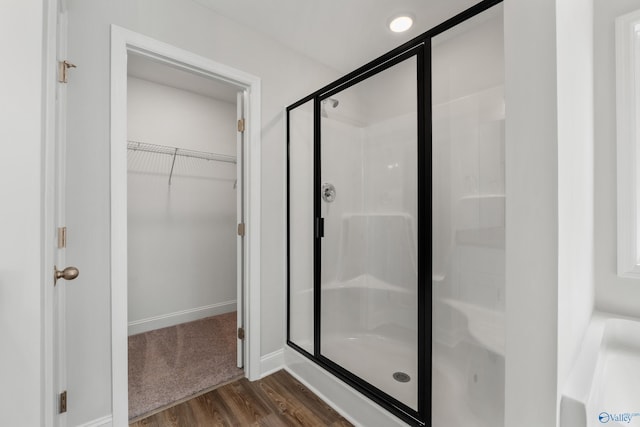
[[237, 223, 245, 237], [58, 60, 76, 83], [57, 227, 67, 249], [237, 118, 245, 133], [59, 390, 67, 414], [237, 327, 245, 340]]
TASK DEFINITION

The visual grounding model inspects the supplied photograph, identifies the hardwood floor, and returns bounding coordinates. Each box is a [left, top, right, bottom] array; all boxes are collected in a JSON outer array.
[[130, 370, 353, 426]]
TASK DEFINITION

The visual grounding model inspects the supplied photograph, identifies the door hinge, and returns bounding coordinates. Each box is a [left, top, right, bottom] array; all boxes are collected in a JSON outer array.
[[57, 226, 67, 249], [237, 118, 245, 133], [59, 390, 67, 414], [237, 223, 245, 237], [237, 327, 245, 340], [58, 60, 76, 83]]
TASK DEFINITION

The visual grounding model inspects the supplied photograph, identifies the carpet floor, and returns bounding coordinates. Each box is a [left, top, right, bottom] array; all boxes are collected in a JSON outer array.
[[128, 312, 243, 421]]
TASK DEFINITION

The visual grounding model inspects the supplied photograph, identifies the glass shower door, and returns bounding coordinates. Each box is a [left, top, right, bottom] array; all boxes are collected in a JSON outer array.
[[318, 52, 421, 412]]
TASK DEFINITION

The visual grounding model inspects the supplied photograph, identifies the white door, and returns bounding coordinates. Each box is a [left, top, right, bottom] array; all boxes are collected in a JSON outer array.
[[236, 90, 246, 368], [59, 7, 112, 426], [52, 6, 71, 427], [50, 4, 81, 426]]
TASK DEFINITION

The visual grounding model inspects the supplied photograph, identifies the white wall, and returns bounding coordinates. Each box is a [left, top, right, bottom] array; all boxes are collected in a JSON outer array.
[[127, 77, 237, 334], [594, 0, 640, 318], [0, 1, 44, 426], [505, 1, 596, 426], [556, 0, 595, 418], [127, 77, 236, 153], [64, 0, 340, 423], [504, 0, 559, 426]]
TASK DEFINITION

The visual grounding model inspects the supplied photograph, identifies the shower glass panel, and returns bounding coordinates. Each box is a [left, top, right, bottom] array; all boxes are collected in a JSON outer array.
[[431, 4, 505, 427], [319, 55, 419, 410], [288, 100, 315, 354]]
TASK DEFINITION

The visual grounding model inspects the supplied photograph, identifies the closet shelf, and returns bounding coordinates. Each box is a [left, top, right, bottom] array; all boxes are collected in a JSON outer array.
[[127, 140, 237, 164], [127, 140, 236, 186]]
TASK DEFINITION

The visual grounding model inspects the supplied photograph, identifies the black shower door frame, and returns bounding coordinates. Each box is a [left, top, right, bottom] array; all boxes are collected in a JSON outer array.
[[286, 1, 503, 426]]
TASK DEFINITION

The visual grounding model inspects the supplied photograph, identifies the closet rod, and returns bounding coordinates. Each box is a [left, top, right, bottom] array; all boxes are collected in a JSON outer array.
[[127, 140, 237, 164]]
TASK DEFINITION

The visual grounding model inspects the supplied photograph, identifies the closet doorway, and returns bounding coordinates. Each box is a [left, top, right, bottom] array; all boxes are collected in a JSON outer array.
[[125, 54, 245, 421], [110, 27, 261, 426]]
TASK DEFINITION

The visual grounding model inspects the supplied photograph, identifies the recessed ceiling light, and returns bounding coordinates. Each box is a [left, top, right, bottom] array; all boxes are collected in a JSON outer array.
[[389, 15, 413, 33]]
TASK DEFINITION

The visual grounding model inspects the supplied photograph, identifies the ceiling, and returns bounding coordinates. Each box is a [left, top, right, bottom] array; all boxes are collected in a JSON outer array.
[[127, 0, 484, 103], [127, 53, 239, 103], [192, 0, 482, 73]]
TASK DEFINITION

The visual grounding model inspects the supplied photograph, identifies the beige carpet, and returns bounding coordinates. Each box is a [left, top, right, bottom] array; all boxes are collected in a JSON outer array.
[[128, 312, 243, 420]]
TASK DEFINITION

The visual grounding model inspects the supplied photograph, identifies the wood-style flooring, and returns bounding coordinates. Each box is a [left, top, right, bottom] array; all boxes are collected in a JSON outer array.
[[130, 369, 353, 427]]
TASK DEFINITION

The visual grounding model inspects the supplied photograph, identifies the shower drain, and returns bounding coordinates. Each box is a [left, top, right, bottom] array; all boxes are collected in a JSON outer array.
[[393, 372, 411, 383]]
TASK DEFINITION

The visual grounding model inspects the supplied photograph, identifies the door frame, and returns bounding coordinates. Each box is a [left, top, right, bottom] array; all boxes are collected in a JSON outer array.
[[43, 0, 62, 426], [110, 26, 261, 426]]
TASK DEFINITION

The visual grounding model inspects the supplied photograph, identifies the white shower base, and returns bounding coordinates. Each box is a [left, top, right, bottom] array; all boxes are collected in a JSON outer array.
[[321, 332, 417, 410], [320, 275, 417, 410], [295, 275, 506, 425], [291, 337, 501, 427], [432, 342, 503, 427]]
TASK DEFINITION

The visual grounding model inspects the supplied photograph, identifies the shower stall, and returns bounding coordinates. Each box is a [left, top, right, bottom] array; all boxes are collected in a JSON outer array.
[[287, 1, 504, 425]]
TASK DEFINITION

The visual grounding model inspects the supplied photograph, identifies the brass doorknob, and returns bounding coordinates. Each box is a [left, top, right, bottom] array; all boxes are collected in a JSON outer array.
[[54, 266, 79, 285]]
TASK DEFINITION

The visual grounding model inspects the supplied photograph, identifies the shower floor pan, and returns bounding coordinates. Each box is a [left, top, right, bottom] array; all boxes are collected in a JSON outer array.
[[321, 333, 417, 410]]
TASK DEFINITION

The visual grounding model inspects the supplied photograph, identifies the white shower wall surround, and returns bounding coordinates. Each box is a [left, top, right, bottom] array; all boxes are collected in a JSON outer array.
[[289, 111, 418, 349], [431, 7, 505, 426], [127, 76, 238, 334], [320, 115, 419, 285], [321, 111, 419, 410]]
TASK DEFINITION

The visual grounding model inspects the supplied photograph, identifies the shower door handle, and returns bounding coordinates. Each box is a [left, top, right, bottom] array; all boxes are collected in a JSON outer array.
[[321, 183, 336, 203], [315, 217, 324, 238]]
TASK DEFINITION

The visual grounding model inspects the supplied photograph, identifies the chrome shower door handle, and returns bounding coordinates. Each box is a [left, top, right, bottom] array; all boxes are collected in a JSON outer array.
[[322, 183, 336, 203]]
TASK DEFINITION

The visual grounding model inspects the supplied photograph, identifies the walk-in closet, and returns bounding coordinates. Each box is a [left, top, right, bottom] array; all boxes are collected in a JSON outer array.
[[125, 54, 243, 421]]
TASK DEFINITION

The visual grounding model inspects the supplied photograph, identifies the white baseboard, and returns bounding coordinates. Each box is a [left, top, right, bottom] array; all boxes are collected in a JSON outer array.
[[76, 415, 113, 427], [128, 300, 236, 335], [260, 348, 284, 377]]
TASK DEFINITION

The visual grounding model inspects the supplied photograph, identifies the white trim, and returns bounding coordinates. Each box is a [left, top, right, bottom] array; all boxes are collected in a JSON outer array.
[[110, 25, 261, 426], [236, 91, 245, 369], [127, 301, 236, 335], [260, 348, 284, 377], [42, 1, 58, 426], [75, 415, 112, 427], [110, 27, 128, 427], [616, 9, 640, 278], [281, 107, 289, 356], [245, 68, 262, 383], [55, 8, 70, 427], [283, 347, 408, 427]]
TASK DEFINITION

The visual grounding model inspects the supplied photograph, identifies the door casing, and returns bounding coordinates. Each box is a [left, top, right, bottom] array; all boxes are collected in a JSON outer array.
[[110, 26, 262, 426]]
